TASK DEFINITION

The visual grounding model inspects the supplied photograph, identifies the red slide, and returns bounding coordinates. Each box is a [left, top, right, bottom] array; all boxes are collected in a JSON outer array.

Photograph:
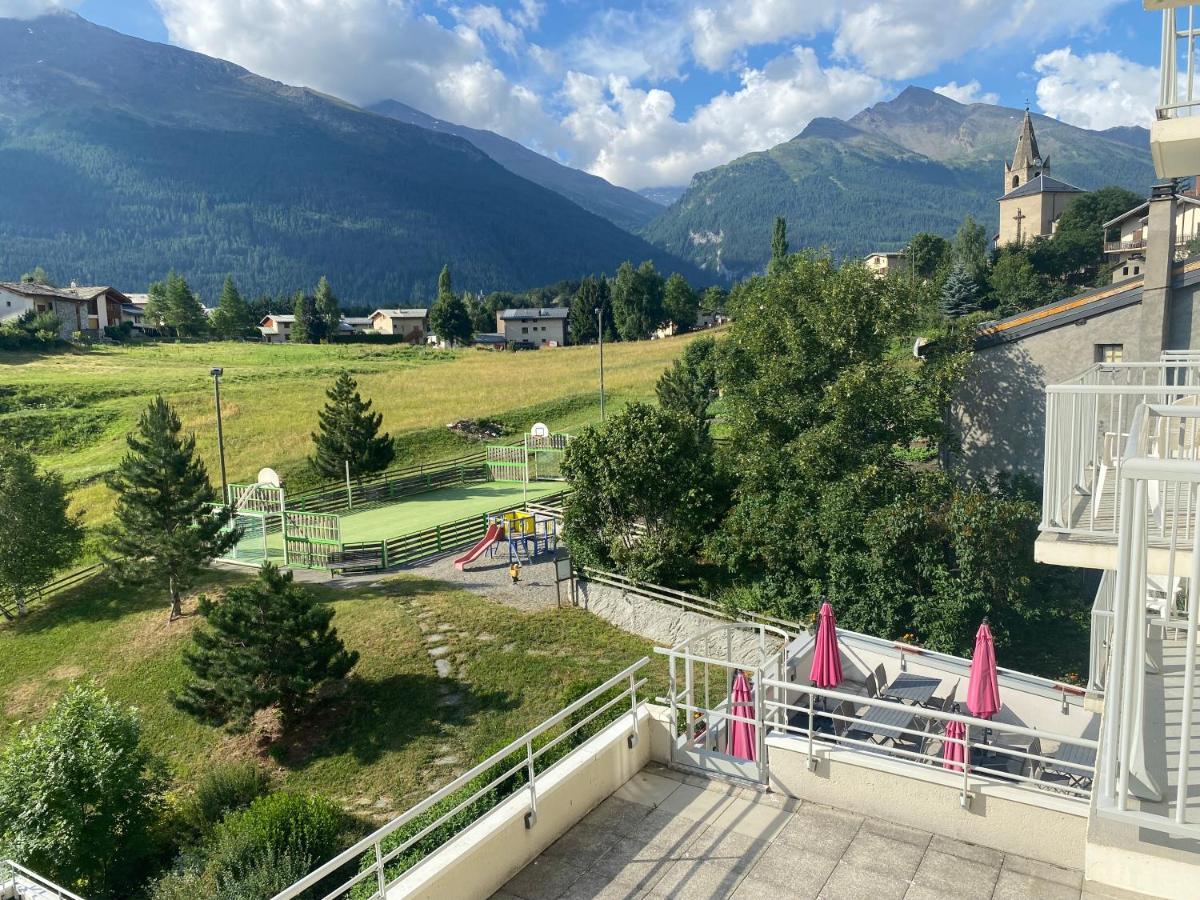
[[455, 523, 504, 570]]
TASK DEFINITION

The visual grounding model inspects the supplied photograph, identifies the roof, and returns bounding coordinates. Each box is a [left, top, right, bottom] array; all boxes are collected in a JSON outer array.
[[341, 317, 373, 325], [0, 282, 87, 302], [865, 251, 904, 259], [497, 307, 569, 320], [372, 308, 428, 319], [121, 304, 144, 316], [977, 255, 1200, 347], [474, 332, 507, 343], [259, 314, 295, 325], [999, 173, 1084, 201], [1102, 195, 1200, 229], [1010, 109, 1043, 171]]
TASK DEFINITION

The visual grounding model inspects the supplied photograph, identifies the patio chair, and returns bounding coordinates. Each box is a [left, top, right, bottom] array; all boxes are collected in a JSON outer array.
[[831, 698, 857, 738], [1023, 737, 1043, 781], [841, 670, 879, 701], [936, 681, 958, 712], [870, 663, 889, 696]]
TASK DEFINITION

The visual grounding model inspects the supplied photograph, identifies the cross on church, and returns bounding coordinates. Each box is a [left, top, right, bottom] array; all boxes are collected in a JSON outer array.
[[1013, 208, 1026, 244]]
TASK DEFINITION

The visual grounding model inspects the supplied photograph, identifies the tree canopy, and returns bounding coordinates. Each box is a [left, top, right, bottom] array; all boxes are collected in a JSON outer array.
[[309, 372, 395, 481], [429, 265, 473, 346], [209, 276, 254, 340], [146, 271, 207, 338]]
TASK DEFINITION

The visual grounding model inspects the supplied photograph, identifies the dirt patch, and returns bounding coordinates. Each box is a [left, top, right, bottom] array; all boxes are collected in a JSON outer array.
[[5, 665, 85, 718]]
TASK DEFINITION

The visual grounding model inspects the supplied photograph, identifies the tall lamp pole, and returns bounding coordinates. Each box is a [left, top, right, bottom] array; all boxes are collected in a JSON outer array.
[[595, 306, 606, 421], [210, 367, 229, 506]]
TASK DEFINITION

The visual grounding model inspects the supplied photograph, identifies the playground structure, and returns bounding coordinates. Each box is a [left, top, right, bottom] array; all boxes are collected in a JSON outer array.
[[218, 426, 572, 573], [454, 510, 559, 571]]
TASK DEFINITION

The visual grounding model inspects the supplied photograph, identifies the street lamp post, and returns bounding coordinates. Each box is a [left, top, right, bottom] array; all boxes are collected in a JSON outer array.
[[595, 306, 606, 421], [210, 367, 229, 506]]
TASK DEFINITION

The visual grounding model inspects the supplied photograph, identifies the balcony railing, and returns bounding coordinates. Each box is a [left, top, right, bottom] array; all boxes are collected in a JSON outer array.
[[0, 860, 85, 900], [1096, 401, 1200, 839], [1042, 361, 1200, 544], [1103, 238, 1148, 254], [271, 658, 649, 900], [1089, 572, 1115, 695]]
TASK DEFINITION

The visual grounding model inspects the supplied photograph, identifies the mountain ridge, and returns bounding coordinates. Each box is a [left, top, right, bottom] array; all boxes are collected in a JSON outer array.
[[642, 87, 1155, 278], [0, 12, 705, 302]]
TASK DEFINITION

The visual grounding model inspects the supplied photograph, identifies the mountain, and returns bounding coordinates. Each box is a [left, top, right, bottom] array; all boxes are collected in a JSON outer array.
[[0, 13, 704, 303], [641, 87, 1155, 279], [370, 99, 661, 233], [639, 186, 687, 206]]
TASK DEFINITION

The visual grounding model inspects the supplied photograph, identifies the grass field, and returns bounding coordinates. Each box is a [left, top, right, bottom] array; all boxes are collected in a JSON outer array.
[[0, 571, 666, 819], [0, 332, 711, 527]]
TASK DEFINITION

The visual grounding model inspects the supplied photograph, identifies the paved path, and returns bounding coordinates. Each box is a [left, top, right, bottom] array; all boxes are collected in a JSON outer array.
[[494, 763, 1107, 900]]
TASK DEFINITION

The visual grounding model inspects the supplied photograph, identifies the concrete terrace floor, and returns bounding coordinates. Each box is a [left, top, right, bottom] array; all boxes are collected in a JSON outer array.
[[493, 763, 1098, 900]]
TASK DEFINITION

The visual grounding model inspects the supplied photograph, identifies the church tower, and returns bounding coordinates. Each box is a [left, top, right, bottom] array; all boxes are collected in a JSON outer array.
[[1004, 108, 1047, 193], [997, 108, 1082, 246]]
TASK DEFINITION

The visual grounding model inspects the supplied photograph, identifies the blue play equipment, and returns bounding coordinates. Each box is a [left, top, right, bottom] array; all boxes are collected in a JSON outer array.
[[486, 510, 558, 564]]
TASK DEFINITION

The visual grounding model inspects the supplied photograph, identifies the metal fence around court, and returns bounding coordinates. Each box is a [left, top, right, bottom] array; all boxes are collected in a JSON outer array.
[[288, 453, 490, 514]]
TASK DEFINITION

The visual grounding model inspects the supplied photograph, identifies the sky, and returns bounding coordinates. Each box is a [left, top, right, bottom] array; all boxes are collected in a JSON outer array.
[[3, 0, 1165, 191]]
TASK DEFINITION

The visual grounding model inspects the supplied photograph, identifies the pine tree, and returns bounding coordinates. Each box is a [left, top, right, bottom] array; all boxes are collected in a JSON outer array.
[[309, 372, 395, 481], [174, 564, 358, 729], [0, 444, 83, 618], [939, 262, 980, 318], [146, 271, 207, 338], [209, 276, 252, 340], [314, 275, 340, 340], [770, 217, 789, 271], [292, 291, 322, 344], [428, 265, 472, 346], [103, 397, 237, 621]]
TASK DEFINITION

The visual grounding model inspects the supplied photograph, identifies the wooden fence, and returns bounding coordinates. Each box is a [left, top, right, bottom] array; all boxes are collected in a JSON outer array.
[[0, 563, 105, 621], [331, 490, 569, 574]]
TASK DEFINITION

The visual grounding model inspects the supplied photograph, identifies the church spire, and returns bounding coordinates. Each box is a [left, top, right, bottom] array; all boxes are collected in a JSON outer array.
[[1004, 107, 1048, 193]]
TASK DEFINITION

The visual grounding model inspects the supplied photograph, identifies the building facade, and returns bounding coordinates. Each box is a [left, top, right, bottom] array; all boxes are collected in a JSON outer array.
[[1103, 192, 1200, 283], [0, 282, 90, 339], [496, 308, 569, 347], [997, 110, 1084, 246], [369, 308, 428, 343], [863, 251, 907, 277]]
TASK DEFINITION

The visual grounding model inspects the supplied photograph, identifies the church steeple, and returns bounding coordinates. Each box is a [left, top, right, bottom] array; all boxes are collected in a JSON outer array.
[[1004, 108, 1049, 193]]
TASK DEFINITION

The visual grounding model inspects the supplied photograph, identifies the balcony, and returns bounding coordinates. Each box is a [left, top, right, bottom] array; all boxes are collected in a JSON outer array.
[[0, 860, 84, 900], [1038, 359, 1200, 571], [1104, 238, 1148, 254]]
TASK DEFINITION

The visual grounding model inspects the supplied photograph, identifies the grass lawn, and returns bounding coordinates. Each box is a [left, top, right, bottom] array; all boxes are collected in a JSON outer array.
[[0, 571, 666, 821], [0, 332, 715, 528], [336, 481, 561, 543]]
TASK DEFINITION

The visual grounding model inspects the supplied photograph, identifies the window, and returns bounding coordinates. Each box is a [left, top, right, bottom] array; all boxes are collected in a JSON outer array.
[[1122, 266, 1130, 276], [1012, 175, 1019, 189], [1096, 344, 1124, 364], [522, 326, 528, 334], [1134, 265, 1141, 275]]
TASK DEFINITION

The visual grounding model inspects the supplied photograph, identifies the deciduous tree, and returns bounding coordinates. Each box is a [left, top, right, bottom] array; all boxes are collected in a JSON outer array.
[[610, 260, 664, 341], [103, 397, 236, 620], [662, 272, 698, 330], [429, 265, 473, 346], [0, 444, 83, 618], [309, 372, 395, 481], [0, 683, 165, 898], [175, 564, 358, 729]]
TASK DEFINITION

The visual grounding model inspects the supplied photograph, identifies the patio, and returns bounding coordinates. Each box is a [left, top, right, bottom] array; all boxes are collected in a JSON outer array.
[[493, 763, 1093, 900]]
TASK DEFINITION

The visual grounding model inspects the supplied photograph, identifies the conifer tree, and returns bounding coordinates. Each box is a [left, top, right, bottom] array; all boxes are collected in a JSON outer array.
[[175, 564, 358, 729], [939, 261, 980, 318], [209, 276, 252, 340], [569, 276, 610, 344], [309, 372, 395, 481], [104, 397, 236, 621], [428, 265, 473, 346], [146, 271, 207, 338], [0, 444, 83, 618], [770, 217, 789, 271], [292, 291, 323, 344], [314, 275, 340, 340]]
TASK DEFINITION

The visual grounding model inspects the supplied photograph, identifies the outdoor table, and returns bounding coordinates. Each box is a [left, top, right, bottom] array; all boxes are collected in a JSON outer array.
[[1044, 743, 1097, 787], [847, 703, 918, 744], [970, 743, 1025, 780], [881, 673, 940, 706]]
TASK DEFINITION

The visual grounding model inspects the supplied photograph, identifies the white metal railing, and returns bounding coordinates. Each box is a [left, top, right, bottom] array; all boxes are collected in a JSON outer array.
[[1096, 402, 1200, 839], [1089, 571, 1116, 695], [1041, 361, 1200, 542], [0, 860, 85, 900], [271, 658, 649, 900], [1156, 5, 1200, 119], [761, 681, 1098, 809]]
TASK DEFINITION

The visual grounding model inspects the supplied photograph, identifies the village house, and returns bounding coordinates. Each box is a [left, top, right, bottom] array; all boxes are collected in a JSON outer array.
[[1102, 187, 1200, 283], [495, 307, 569, 347], [863, 250, 907, 277], [369, 308, 428, 343], [258, 313, 294, 343], [0, 282, 133, 339]]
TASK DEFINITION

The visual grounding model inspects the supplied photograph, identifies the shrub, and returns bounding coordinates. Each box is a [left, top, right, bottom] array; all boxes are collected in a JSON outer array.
[[177, 761, 271, 839], [209, 791, 343, 879]]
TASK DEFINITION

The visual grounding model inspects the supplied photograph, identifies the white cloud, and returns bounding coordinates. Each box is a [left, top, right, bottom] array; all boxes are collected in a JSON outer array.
[[934, 79, 998, 106], [1034, 46, 1158, 130], [567, 8, 689, 83], [152, 0, 560, 144], [560, 46, 885, 189], [686, 0, 1125, 79], [0, 0, 78, 16]]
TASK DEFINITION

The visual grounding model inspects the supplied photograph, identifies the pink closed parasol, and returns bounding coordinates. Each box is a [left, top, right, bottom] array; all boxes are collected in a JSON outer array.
[[809, 602, 844, 689], [966, 619, 1001, 720], [727, 670, 757, 762], [942, 718, 966, 772]]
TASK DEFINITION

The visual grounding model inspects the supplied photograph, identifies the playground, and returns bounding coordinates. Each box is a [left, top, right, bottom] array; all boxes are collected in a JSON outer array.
[[219, 426, 573, 572]]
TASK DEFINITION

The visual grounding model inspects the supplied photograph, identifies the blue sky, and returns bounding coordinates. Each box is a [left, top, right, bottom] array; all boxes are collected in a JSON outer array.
[[52, 1, 1165, 189]]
